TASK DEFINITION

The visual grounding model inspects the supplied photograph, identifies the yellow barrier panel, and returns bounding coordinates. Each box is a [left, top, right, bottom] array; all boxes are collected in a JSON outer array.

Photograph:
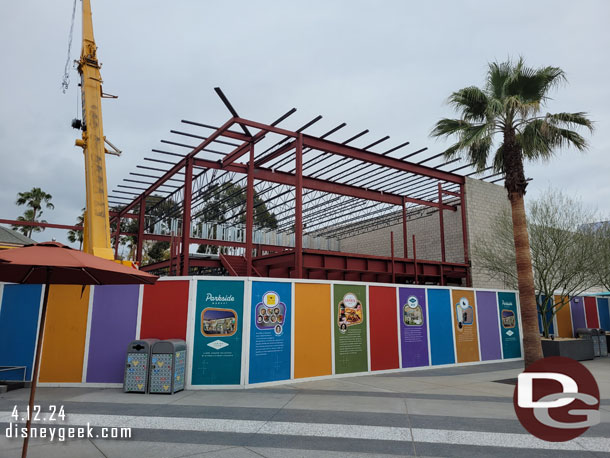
[[39, 285, 90, 382], [294, 283, 332, 379]]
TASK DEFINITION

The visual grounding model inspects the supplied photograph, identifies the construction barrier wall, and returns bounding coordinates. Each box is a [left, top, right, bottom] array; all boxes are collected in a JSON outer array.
[[1, 277, 603, 388]]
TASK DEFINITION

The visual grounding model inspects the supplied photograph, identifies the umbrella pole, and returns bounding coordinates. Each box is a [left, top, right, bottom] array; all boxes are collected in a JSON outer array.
[[21, 278, 51, 458]]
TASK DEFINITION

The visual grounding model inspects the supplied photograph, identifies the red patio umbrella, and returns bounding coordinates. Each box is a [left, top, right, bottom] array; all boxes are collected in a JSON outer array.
[[0, 242, 158, 458]]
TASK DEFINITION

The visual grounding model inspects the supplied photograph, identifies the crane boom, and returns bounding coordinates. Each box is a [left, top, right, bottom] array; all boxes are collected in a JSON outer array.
[[75, 0, 114, 260]]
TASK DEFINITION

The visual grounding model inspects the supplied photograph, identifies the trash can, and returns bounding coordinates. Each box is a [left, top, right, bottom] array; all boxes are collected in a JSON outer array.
[[149, 339, 187, 394], [124, 339, 158, 393], [576, 328, 600, 357], [597, 329, 608, 357]]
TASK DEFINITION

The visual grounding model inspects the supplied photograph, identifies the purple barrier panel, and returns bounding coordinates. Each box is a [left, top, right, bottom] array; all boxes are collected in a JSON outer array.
[[398, 287, 429, 368], [570, 297, 587, 334], [475, 291, 502, 361], [86, 285, 140, 383]]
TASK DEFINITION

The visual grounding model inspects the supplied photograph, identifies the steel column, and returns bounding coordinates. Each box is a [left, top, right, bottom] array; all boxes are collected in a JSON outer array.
[[246, 143, 254, 276], [181, 158, 193, 275], [390, 231, 395, 283], [438, 183, 446, 286], [412, 234, 418, 284], [136, 199, 145, 264], [114, 216, 121, 259], [460, 183, 472, 287], [402, 196, 408, 258], [295, 134, 304, 278]]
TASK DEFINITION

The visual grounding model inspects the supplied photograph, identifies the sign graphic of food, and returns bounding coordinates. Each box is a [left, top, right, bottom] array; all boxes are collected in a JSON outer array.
[[338, 293, 363, 333], [455, 297, 473, 331], [255, 291, 286, 333]]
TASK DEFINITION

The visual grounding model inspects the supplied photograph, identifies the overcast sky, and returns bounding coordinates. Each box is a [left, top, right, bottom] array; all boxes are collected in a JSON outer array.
[[1, 0, 608, 245]]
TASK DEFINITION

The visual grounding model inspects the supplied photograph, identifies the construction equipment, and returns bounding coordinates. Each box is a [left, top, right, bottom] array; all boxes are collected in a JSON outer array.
[[73, 0, 120, 260]]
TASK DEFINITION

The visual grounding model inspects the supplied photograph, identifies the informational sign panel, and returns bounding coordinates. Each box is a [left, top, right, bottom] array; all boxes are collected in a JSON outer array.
[[369, 286, 399, 371], [475, 291, 502, 361], [497, 292, 521, 359], [333, 284, 368, 374], [192, 280, 244, 385], [398, 287, 429, 368], [427, 288, 455, 366], [451, 289, 480, 363], [249, 281, 292, 384]]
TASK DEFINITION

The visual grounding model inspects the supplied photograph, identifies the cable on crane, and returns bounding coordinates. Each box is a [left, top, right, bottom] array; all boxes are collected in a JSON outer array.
[[61, 0, 78, 93]]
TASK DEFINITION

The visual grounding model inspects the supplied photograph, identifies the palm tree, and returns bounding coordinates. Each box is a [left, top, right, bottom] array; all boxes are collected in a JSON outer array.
[[13, 187, 54, 238], [13, 209, 46, 238], [430, 58, 593, 366], [67, 209, 85, 250]]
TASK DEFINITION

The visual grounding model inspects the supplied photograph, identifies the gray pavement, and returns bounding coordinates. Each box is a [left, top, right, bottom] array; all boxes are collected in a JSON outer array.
[[1, 359, 609, 457]]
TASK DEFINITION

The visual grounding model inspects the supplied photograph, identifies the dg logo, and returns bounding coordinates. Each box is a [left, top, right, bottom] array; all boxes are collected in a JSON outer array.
[[513, 356, 600, 441]]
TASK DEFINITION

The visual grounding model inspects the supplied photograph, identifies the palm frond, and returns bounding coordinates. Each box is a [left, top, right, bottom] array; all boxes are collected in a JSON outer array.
[[545, 112, 594, 132], [447, 86, 489, 121], [430, 118, 470, 138]]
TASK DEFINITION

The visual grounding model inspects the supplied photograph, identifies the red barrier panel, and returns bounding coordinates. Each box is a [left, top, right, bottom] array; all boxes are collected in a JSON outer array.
[[584, 296, 600, 328], [140, 280, 190, 340], [368, 286, 399, 371]]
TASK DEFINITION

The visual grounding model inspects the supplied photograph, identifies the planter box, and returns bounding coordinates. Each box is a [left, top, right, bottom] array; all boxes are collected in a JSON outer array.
[[541, 339, 594, 361]]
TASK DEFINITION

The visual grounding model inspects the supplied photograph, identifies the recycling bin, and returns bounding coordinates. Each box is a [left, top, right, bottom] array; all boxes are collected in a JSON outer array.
[[576, 328, 600, 357], [149, 339, 187, 394], [124, 339, 159, 393], [597, 329, 608, 357]]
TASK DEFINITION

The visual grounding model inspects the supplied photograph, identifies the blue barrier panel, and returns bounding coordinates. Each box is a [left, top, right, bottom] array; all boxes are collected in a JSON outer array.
[[249, 281, 292, 384], [0, 284, 43, 380], [427, 288, 455, 366], [598, 298, 610, 331]]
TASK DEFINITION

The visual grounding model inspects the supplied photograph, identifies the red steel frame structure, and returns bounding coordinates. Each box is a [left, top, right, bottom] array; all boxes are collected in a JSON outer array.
[[3, 94, 508, 285], [103, 109, 477, 285]]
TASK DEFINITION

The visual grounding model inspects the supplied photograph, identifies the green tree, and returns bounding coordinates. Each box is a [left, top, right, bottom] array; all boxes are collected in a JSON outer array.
[[431, 58, 593, 366], [12, 187, 54, 238], [595, 221, 610, 292], [67, 208, 85, 250], [473, 190, 600, 338], [196, 182, 278, 254]]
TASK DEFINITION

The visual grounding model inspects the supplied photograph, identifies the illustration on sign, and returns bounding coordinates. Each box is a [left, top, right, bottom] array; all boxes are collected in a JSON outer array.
[[456, 297, 474, 330], [404, 295, 423, 326], [501, 309, 516, 329], [338, 292, 363, 334], [255, 291, 286, 336], [201, 308, 237, 337]]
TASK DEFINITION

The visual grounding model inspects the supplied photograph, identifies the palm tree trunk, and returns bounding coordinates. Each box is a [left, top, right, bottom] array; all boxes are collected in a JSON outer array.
[[509, 192, 543, 366]]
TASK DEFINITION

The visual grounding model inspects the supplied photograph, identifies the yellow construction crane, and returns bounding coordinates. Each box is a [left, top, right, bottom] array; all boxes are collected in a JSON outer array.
[[73, 0, 120, 260]]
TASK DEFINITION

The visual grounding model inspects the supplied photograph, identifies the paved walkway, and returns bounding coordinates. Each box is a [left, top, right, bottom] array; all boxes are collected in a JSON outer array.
[[1, 359, 609, 457]]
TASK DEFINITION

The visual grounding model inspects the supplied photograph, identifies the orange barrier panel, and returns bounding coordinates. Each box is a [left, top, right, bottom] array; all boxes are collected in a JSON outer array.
[[39, 285, 90, 383], [554, 295, 573, 338], [294, 283, 332, 379], [451, 289, 480, 363]]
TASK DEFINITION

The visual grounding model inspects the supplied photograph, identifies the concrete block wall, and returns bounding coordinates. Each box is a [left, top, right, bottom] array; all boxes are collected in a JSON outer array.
[[464, 177, 513, 290], [335, 200, 465, 265], [329, 177, 514, 290]]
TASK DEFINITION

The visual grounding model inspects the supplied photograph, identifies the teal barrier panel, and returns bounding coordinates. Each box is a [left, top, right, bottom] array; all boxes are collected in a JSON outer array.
[[498, 292, 522, 359], [191, 280, 244, 385]]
